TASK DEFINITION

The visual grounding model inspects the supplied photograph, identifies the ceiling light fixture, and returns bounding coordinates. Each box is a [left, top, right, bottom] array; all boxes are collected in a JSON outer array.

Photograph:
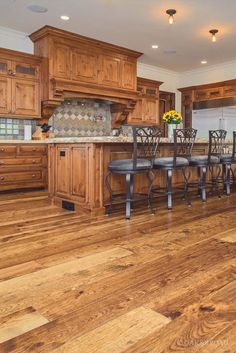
[[201, 60, 207, 64], [152, 44, 159, 49], [209, 29, 218, 42], [166, 9, 176, 24], [60, 15, 70, 21]]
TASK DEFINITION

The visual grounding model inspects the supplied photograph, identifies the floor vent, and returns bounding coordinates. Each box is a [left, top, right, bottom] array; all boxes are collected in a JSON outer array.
[[62, 200, 75, 211]]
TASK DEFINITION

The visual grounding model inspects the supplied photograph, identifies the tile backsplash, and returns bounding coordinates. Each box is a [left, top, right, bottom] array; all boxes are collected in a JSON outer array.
[[0, 118, 37, 140], [49, 99, 112, 137]]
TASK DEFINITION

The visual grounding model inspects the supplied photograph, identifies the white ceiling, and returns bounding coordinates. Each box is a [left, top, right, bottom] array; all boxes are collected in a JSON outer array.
[[1, 0, 236, 71]]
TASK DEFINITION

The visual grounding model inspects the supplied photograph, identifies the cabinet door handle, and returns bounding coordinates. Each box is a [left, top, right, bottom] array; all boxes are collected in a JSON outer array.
[[0, 160, 5, 164], [0, 148, 5, 152], [32, 160, 36, 164], [0, 176, 5, 180], [32, 174, 36, 178]]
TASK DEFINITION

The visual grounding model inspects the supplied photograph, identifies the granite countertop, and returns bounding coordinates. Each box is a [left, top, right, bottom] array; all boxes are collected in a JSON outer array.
[[0, 137, 215, 144]]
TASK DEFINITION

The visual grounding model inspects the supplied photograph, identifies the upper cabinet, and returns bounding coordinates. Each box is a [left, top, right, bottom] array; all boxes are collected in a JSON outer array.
[[179, 79, 236, 127], [128, 77, 162, 125], [72, 48, 98, 84], [30, 26, 142, 118], [0, 48, 41, 118], [98, 54, 121, 88]]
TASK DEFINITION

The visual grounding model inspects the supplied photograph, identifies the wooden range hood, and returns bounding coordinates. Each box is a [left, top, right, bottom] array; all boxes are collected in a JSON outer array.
[[29, 26, 143, 126]]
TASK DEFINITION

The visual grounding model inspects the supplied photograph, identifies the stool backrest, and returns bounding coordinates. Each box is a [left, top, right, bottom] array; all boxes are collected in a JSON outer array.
[[173, 128, 197, 165], [208, 130, 227, 161], [232, 131, 236, 158], [132, 126, 162, 169]]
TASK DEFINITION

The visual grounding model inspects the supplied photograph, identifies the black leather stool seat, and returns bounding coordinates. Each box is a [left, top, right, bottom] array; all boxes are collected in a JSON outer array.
[[153, 156, 189, 168], [220, 154, 236, 163], [109, 158, 152, 172], [189, 155, 219, 166]]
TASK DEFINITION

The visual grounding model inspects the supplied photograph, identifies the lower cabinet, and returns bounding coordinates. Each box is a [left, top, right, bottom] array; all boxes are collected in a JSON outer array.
[[53, 145, 88, 204], [0, 144, 47, 191]]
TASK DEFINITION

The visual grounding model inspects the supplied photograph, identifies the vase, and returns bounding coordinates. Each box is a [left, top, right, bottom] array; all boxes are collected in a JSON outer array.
[[168, 124, 178, 141]]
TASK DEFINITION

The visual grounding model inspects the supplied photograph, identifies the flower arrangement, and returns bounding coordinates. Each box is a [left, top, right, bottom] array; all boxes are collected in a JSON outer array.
[[163, 110, 182, 124]]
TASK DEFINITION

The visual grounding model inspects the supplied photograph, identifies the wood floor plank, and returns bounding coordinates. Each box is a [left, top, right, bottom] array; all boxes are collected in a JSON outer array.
[[52, 307, 170, 353], [0, 307, 48, 344], [0, 191, 236, 353]]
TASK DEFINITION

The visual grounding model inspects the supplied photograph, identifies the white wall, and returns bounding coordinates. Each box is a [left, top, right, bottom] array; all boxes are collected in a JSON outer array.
[[137, 63, 181, 111], [179, 60, 236, 88], [0, 26, 33, 54]]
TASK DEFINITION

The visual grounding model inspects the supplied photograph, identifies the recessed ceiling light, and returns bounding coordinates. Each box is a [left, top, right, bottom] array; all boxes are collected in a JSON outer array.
[[163, 49, 177, 55], [201, 60, 207, 64], [27, 4, 48, 13], [60, 15, 70, 21], [152, 45, 159, 49]]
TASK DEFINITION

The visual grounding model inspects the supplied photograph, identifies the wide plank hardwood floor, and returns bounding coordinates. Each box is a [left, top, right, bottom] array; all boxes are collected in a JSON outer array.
[[0, 190, 235, 353]]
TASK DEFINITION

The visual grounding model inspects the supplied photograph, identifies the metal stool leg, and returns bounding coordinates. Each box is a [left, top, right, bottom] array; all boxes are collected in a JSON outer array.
[[125, 173, 131, 219], [167, 169, 173, 210], [147, 170, 155, 214], [105, 171, 113, 214], [197, 166, 201, 196], [226, 163, 231, 196], [201, 166, 207, 202]]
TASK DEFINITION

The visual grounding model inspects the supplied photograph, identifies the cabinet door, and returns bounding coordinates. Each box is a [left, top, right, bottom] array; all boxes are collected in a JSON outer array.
[[71, 147, 87, 201], [98, 54, 121, 88], [143, 98, 159, 124], [53, 42, 71, 80], [72, 49, 98, 83], [12, 61, 39, 80], [55, 147, 71, 196], [12, 79, 40, 117], [128, 99, 143, 123], [121, 60, 136, 90], [0, 59, 11, 77], [0, 77, 11, 114], [223, 85, 236, 97]]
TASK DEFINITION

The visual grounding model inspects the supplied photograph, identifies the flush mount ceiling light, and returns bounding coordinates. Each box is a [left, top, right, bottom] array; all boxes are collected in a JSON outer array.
[[60, 15, 70, 21], [209, 29, 218, 42], [201, 60, 207, 64], [166, 9, 176, 24], [152, 44, 159, 49], [27, 4, 48, 13]]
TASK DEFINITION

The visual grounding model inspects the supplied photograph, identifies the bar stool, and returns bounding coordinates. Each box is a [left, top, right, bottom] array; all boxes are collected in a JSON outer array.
[[188, 129, 227, 201], [220, 131, 236, 195], [151, 128, 197, 210], [105, 126, 162, 219]]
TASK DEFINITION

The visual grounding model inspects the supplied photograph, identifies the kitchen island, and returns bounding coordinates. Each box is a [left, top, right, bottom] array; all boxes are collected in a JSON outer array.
[[47, 137, 209, 215]]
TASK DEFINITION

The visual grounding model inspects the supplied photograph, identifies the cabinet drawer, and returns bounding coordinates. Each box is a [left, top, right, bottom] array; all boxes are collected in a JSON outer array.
[[0, 171, 42, 183], [18, 145, 47, 155], [0, 157, 42, 166], [0, 145, 17, 156]]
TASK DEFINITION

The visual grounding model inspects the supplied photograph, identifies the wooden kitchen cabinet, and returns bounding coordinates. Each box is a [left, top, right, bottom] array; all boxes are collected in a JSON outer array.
[[54, 145, 88, 202], [98, 54, 121, 88], [0, 76, 11, 114], [55, 146, 71, 196], [53, 42, 71, 80], [128, 77, 162, 125], [30, 26, 142, 119], [72, 49, 98, 84], [121, 59, 136, 90], [179, 79, 236, 127], [0, 48, 41, 118], [12, 79, 40, 116], [0, 144, 47, 192]]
